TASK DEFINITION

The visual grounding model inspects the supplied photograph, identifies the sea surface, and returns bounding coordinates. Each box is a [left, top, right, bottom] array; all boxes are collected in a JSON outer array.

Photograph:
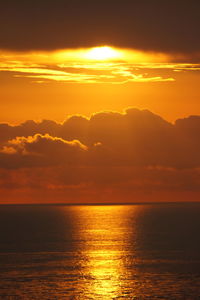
[[0, 203, 200, 299]]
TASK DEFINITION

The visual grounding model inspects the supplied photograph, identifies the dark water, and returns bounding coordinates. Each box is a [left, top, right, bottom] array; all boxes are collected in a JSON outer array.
[[0, 203, 200, 299]]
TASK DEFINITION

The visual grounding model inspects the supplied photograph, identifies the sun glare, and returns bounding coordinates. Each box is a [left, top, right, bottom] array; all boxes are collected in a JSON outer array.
[[85, 46, 122, 60]]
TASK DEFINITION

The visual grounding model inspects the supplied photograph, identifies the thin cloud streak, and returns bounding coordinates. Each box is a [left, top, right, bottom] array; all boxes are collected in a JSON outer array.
[[1, 49, 200, 84]]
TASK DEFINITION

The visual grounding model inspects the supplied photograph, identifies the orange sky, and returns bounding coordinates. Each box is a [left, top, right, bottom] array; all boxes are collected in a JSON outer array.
[[0, 45, 200, 203], [0, 47, 200, 124]]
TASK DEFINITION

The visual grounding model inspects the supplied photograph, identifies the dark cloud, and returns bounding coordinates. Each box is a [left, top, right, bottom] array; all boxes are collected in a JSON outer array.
[[0, 165, 200, 203], [0, 0, 200, 55], [0, 134, 87, 168], [1, 108, 200, 169], [0, 108, 200, 202]]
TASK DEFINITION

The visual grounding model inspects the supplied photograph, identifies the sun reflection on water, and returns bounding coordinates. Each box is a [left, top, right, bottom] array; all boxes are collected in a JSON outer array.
[[1, 205, 197, 299], [67, 205, 138, 299]]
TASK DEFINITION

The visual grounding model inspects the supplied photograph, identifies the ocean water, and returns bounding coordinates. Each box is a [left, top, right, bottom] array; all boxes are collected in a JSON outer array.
[[0, 203, 200, 299]]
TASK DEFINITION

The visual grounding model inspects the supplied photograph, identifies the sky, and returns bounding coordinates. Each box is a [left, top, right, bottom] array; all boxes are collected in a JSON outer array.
[[0, 1, 200, 203]]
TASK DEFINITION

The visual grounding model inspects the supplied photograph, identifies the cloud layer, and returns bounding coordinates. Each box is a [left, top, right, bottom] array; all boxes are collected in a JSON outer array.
[[0, 108, 200, 203], [2, 50, 200, 85], [0, 51, 177, 84], [0, 0, 200, 57]]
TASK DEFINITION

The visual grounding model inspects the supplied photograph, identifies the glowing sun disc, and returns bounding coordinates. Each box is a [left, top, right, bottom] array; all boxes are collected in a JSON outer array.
[[85, 46, 122, 60]]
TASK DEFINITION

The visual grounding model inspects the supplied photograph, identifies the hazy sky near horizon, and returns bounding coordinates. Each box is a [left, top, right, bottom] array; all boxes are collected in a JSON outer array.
[[0, 1, 200, 203]]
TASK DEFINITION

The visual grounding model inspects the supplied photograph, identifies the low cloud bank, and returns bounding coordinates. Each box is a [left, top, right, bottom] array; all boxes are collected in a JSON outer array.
[[0, 108, 200, 202]]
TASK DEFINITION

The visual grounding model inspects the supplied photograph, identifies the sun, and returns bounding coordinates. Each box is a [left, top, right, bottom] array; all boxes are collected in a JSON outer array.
[[85, 46, 122, 60]]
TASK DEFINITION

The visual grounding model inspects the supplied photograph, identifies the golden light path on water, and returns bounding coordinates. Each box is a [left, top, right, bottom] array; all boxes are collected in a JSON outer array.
[[65, 205, 138, 299], [0, 204, 199, 299]]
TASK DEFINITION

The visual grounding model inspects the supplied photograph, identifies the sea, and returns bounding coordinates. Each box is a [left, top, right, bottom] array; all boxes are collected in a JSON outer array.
[[0, 203, 200, 299]]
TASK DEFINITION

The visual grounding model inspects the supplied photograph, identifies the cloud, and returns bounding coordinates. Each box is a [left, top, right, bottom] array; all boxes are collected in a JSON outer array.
[[2, 51, 200, 85], [0, 108, 200, 169], [0, 134, 88, 168], [0, 0, 200, 57], [0, 54, 176, 84], [0, 108, 200, 202], [0, 165, 200, 203]]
